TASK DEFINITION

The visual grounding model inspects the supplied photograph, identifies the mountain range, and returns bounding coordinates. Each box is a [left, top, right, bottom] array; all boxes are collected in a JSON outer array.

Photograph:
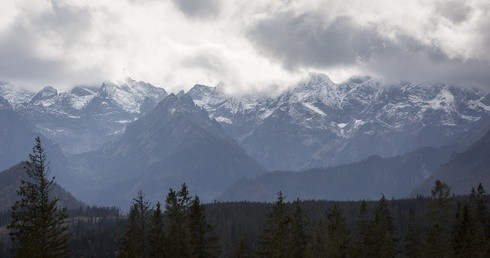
[[189, 74, 490, 171], [0, 74, 489, 207]]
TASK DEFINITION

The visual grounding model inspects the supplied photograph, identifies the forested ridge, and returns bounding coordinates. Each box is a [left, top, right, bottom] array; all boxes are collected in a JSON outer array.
[[1, 183, 488, 257], [0, 138, 488, 257]]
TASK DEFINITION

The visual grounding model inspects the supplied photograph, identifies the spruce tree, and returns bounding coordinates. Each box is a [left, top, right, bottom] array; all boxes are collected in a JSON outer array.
[[148, 202, 165, 257], [305, 219, 327, 257], [236, 235, 253, 258], [164, 185, 191, 257], [469, 183, 490, 256], [8, 137, 70, 257], [121, 191, 151, 258], [188, 196, 219, 258], [405, 208, 423, 258], [371, 195, 397, 257], [290, 199, 307, 258], [325, 203, 350, 258], [355, 200, 372, 257], [425, 180, 453, 257], [452, 203, 483, 257], [258, 191, 292, 257]]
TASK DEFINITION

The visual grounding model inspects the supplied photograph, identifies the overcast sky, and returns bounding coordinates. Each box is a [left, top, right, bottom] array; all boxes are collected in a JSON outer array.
[[1, 0, 489, 94]]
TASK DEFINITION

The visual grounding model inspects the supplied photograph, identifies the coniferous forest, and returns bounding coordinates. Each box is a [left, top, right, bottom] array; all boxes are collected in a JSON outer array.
[[0, 138, 488, 257]]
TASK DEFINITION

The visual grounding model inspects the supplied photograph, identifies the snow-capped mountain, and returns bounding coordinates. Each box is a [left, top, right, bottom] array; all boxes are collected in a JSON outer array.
[[0, 78, 167, 154], [189, 74, 490, 171], [0, 81, 35, 107], [69, 93, 265, 207]]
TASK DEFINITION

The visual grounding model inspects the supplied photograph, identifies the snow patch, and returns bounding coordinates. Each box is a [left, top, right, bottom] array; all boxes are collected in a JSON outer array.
[[337, 123, 347, 128], [303, 103, 326, 116], [215, 116, 233, 124]]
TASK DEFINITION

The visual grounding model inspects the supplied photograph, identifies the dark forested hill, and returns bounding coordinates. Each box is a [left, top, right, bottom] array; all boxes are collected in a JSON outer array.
[[413, 130, 490, 196], [0, 162, 84, 211], [217, 145, 456, 202]]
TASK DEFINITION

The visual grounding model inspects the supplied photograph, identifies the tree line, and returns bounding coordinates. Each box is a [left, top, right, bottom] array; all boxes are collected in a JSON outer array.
[[2, 137, 489, 257]]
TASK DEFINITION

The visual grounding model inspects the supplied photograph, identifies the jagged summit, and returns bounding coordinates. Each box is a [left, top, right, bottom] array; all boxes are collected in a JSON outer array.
[[0, 96, 12, 110], [189, 73, 490, 171], [75, 92, 264, 207]]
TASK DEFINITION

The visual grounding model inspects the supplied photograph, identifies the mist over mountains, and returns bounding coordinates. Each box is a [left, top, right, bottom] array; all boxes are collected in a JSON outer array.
[[0, 74, 489, 208]]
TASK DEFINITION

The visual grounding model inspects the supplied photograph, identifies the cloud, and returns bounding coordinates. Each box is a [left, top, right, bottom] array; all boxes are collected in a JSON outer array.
[[0, 0, 489, 93], [245, 0, 490, 89], [170, 0, 223, 19]]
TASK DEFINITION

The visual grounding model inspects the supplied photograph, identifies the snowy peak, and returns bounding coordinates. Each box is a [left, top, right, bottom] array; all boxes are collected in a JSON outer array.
[[30, 86, 58, 106], [0, 96, 12, 110], [0, 81, 35, 107], [98, 79, 167, 113], [188, 73, 490, 170]]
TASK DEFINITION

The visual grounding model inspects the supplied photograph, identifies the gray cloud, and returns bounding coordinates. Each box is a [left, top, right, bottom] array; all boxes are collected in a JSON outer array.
[[246, 5, 490, 89], [247, 15, 388, 70], [0, 1, 105, 88], [436, 1, 474, 24], [1, 0, 489, 93], [171, 0, 222, 19]]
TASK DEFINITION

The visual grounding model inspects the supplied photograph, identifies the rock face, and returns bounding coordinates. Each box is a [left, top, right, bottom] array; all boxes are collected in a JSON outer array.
[[1, 78, 167, 154], [70, 93, 265, 208], [0, 96, 64, 173], [189, 74, 490, 171]]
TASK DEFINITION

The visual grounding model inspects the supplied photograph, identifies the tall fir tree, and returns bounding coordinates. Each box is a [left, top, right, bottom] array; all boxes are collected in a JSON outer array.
[[425, 180, 453, 257], [188, 196, 219, 258], [120, 191, 151, 258], [258, 191, 292, 258], [290, 199, 308, 258], [7, 137, 70, 257], [324, 203, 351, 258], [164, 185, 191, 257], [470, 183, 489, 239], [354, 200, 372, 257], [305, 219, 327, 258], [452, 203, 484, 257], [148, 202, 165, 257], [405, 208, 423, 258], [371, 195, 397, 257]]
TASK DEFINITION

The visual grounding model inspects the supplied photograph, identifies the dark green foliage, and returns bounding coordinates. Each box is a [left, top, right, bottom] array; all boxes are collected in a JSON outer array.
[[324, 204, 350, 258], [119, 184, 219, 258], [236, 236, 254, 258], [470, 183, 489, 238], [452, 203, 485, 257], [7, 137, 70, 257], [306, 219, 327, 257], [404, 208, 423, 257], [425, 180, 453, 257], [188, 196, 219, 258], [354, 200, 372, 257], [164, 185, 191, 257], [290, 199, 308, 258], [371, 195, 397, 257], [120, 191, 151, 258], [148, 202, 165, 257], [258, 192, 292, 257]]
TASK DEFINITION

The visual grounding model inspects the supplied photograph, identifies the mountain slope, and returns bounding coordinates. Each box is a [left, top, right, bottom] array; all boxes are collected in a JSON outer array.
[[413, 130, 490, 196], [1, 78, 167, 154], [190, 74, 489, 171], [0, 162, 84, 211], [217, 145, 455, 202], [0, 97, 65, 175], [71, 93, 265, 208]]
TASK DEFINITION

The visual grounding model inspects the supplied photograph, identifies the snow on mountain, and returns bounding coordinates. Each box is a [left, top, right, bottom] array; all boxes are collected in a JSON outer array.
[[189, 74, 490, 171], [0, 81, 35, 107], [0, 79, 168, 154]]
